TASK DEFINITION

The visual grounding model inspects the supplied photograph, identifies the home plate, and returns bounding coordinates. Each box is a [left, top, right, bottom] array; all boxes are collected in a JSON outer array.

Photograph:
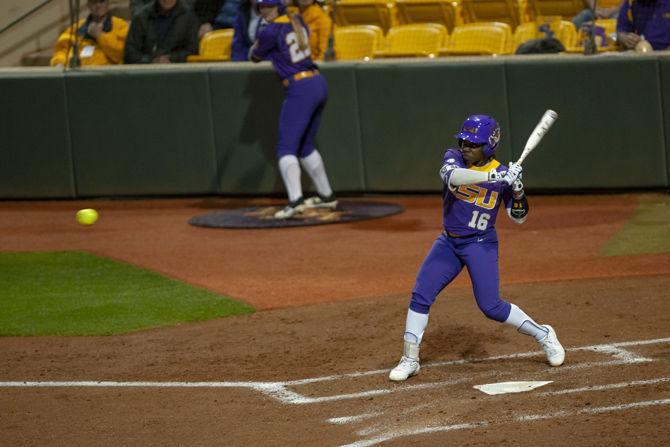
[[473, 381, 553, 395]]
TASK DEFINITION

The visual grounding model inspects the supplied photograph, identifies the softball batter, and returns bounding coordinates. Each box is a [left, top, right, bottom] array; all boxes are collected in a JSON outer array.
[[251, 0, 337, 219], [390, 115, 565, 382]]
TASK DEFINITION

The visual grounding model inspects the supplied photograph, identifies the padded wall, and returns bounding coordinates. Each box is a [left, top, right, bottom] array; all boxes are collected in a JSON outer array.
[[315, 64, 367, 192], [2, 54, 669, 200], [209, 63, 366, 194], [65, 69, 218, 196], [356, 60, 512, 191], [0, 72, 74, 198], [209, 66, 284, 194], [660, 56, 670, 187], [505, 56, 668, 189]]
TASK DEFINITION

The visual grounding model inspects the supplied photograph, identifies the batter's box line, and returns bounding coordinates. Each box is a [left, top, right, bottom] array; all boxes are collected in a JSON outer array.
[[0, 336, 668, 406], [330, 376, 670, 428], [343, 398, 670, 447], [282, 336, 670, 387]]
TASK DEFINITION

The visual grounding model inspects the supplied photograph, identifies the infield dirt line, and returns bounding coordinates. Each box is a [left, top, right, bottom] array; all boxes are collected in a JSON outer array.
[[1, 336, 668, 400], [537, 377, 670, 396], [341, 399, 670, 447]]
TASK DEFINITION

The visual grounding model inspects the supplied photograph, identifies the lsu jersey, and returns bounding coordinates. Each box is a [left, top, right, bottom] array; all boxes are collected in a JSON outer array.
[[252, 14, 318, 80], [440, 148, 517, 236]]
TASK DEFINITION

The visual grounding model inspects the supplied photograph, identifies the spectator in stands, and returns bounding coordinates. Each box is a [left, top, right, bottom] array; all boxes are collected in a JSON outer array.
[[51, 0, 129, 68], [195, 0, 241, 39], [193, 0, 224, 39], [130, 0, 153, 16], [617, 0, 670, 50], [213, 0, 243, 29], [572, 0, 621, 31], [130, 0, 193, 17], [295, 0, 331, 61], [124, 0, 199, 63], [231, 0, 262, 61]]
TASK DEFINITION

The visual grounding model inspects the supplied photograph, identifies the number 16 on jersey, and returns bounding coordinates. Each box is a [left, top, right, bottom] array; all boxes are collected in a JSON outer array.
[[468, 211, 490, 230]]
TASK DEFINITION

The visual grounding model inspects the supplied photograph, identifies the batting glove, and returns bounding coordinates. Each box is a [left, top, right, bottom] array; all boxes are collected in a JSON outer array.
[[488, 169, 504, 183], [503, 162, 523, 186]]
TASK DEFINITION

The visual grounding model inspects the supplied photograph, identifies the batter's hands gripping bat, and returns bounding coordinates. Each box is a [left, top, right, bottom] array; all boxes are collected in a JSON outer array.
[[516, 109, 558, 166]]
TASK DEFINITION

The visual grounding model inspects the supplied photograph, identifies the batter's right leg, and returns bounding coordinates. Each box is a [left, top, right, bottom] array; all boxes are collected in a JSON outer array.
[[299, 81, 336, 209], [389, 234, 463, 382], [274, 83, 319, 219], [505, 304, 565, 366]]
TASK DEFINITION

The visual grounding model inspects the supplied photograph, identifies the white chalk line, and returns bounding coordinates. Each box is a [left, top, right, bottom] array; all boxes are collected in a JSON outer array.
[[330, 376, 670, 428], [517, 398, 670, 421], [341, 398, 670, 447], [343, 422, 490, 447], [538, 377, 670, 396], [1, 336, 668, 406], [288, 336, 670, 385], [260, 378, 472, 405], [0, 381, 263, 388], [328, 413, 383, 425]]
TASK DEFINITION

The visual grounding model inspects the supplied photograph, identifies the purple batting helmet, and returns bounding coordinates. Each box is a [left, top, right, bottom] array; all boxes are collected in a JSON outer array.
[[256, 0, 286, 14], [454, 115, 501, 158]]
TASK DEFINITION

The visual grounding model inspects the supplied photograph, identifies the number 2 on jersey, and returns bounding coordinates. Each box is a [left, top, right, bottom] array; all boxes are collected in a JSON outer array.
[[286, 30, 310, 63], [468, 210, 490, 230]]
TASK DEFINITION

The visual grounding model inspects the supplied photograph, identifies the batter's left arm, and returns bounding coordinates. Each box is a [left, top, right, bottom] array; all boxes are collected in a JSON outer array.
[[504, 179, 529, 224]]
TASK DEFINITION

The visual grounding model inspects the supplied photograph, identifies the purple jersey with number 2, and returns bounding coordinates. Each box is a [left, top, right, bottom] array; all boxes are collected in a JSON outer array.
[[252, 15, 317, 80], [251, 14, 327, 159], [440, 148, 516, 236]]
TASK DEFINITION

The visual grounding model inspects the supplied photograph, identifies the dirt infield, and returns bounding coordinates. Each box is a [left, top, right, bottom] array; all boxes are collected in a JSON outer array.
[[1, 194, 669, 446]]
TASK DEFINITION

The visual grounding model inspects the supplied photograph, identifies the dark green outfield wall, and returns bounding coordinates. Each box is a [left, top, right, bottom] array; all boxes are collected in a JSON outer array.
[[2, 53, 669, 199]]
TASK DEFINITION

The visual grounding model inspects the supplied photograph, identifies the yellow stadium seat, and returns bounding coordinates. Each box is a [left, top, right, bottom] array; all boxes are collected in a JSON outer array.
[[334, 25, 384, 60], [460, 0, 521, 29], [595, 18, 616, 35], [527, 0, 585, 21], [187, 29, 234, 62], [376, 23, 448, 57], [555, 20, 577, 46], [513, 21, 537, 48], [335, 0, 396, 32], [395, 0, 458, 31], [512, 18, 576, 50], [443, 22, 513, 55]]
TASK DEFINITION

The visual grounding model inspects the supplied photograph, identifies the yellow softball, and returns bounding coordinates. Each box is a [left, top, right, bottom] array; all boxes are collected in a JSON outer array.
[[76, 208, 98, 226]]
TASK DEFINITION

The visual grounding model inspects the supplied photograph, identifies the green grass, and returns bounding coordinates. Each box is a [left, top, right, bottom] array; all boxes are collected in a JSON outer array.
[[0, 251, 254, 336], [601, 195, 670, 256]]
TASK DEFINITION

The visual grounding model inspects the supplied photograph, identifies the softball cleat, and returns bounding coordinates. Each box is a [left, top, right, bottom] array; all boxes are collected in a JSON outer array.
[[538, 324, 565, 366], [389, 341, 421, 381], [304, 194, 338, 210], [274, 198, 306, 219]]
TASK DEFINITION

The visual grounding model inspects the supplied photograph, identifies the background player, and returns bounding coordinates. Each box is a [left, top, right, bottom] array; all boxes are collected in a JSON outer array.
[[251, 0, 337, 219], [389, 115, 565, 382]]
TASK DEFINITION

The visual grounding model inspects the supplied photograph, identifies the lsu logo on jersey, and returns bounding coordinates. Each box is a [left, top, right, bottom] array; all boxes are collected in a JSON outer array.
[[454, 185, 499, 210]]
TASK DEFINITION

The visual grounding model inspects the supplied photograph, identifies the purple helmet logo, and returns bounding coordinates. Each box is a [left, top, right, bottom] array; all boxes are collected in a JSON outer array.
[[454, 115, 500, 158], [488, 125, 500, 147]]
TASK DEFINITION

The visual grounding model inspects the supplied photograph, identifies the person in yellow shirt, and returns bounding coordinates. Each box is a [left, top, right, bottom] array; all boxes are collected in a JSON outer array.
[[295, 0, 332, 61], [51, 0, 129, 68]]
